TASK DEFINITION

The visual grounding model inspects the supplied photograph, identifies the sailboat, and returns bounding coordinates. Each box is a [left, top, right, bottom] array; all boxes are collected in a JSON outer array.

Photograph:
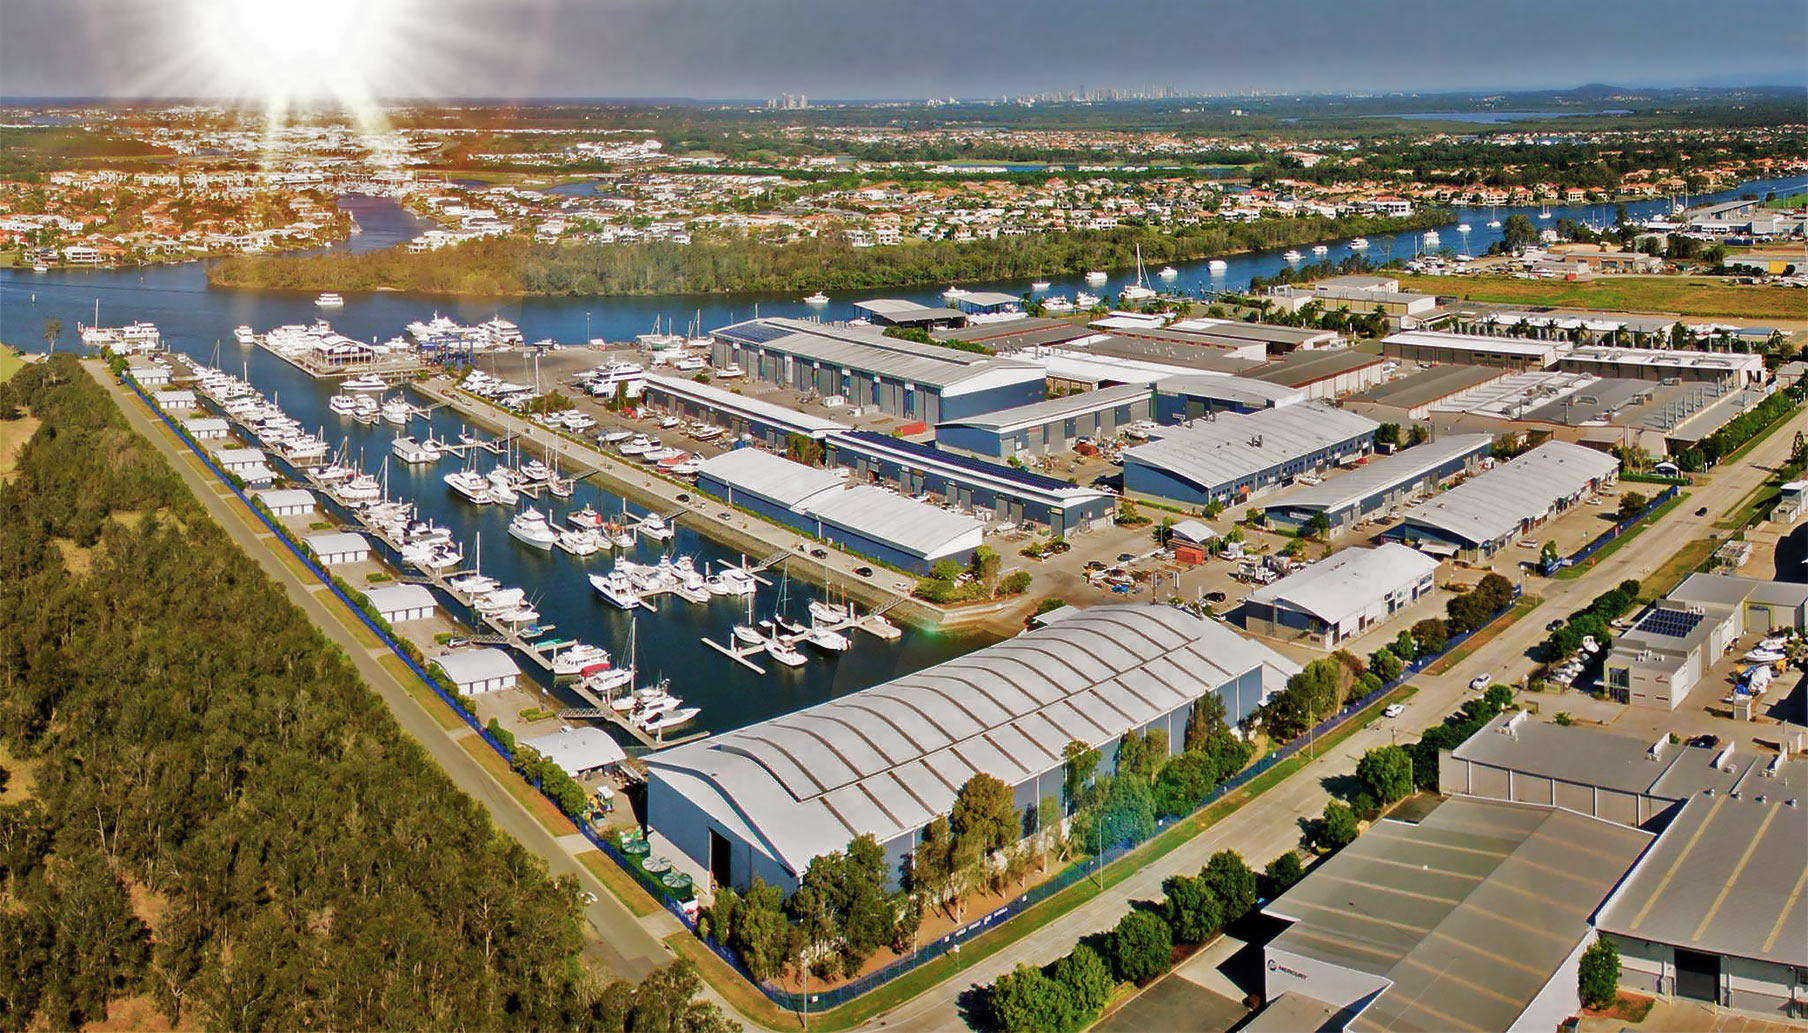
[[1487, 205, 1502, 229], [586, 618, 636, 696], [1120, 244, 1156, 302], [762, 567, 808, 667], [1538, 200, 1552, 221], [732, 591, 764, 647]]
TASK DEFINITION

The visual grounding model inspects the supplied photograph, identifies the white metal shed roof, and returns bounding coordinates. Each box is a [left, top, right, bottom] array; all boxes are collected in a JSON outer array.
[[802, 484, 984, 560], [647, 605, 1299, 874], [303, 531, 370, 556], [1398, 440, 1618, 547], [1248, 544, 1439, 627], [697, 448, 847, 510], [362, 583, 437, 614], [522, 726, 627, 777], [432, 647, 520, 684], [1122, 403, 1378, 492]]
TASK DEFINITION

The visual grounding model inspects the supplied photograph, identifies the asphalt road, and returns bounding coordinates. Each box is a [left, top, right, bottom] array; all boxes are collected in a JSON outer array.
[[90, 363, 681, 985], [859, 408, 1808, 1033]]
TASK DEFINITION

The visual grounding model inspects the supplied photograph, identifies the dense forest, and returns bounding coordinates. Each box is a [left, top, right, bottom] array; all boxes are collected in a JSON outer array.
[[0, 357, 734, 1031], [206, 210, 1447, 297]]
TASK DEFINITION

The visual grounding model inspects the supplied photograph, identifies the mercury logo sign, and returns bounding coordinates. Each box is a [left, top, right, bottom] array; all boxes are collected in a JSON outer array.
[[1269, 958, 1308, 980]]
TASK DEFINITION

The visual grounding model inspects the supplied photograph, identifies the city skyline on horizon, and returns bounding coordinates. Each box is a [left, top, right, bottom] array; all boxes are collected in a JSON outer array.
[[2, 0, 1803, 104]]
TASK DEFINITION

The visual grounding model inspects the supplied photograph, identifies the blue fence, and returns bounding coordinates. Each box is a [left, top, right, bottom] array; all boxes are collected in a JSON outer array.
[[1544, 485, 1680, 575], [123, 372, 1521, 1014]]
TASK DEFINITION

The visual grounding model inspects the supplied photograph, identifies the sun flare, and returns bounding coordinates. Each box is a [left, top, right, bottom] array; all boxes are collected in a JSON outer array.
[[186, 0, 419, 114]]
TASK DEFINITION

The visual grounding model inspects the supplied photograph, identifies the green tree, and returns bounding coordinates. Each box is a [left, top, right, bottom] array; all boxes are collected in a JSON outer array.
[[1369, 647, 1404, 684], [1578, 937, 1621, 1010], [951, 772, 1017, 858], [1262, 851, 1306, 897], [42, 317, 61, 354], [1315, 800, 1359, 852], [1200, 851, 1258, 924], [1049, 944, 1114, 1018], [1306, 511, 1331, 538], [1412, 617, 1449, 656], [1502, 213, 1538, 251], [1616, 491, 1649, 523], [988, 963, 1078, 1033], [1063, 740, 1101, 810], [1107, 909, 1173, 983], [1356, 745, 1414, 805], [1161, 873, 1224, 943], [726, 879, 792, 981]]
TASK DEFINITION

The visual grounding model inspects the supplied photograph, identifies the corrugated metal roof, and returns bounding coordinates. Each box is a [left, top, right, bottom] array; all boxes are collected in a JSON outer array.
[[937, 383, 1152, 433], [303, 531, 369, 555], [1397, 440, 1619, 547], [802, 484, 984, 559], [1266, 798, 1653, 1033], [696, 448, 847, 510], [1122, 403, 1377, 492], [1597, 794, 1807, 967], [431, 647, 519, 684], [1262, 434, 1494, 515], [647, 605, 1300, 873], [714, 317, 1038, 390], [643, 373, 849, 435], [1248, 544, 1438, 627]]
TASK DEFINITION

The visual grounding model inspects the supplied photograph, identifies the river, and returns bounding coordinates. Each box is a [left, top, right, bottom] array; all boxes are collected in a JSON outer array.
[[1, 175, 1802, 740]]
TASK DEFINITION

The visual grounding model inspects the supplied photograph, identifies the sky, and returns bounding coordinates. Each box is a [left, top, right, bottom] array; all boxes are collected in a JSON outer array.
[[2, 0, 1804, 102]]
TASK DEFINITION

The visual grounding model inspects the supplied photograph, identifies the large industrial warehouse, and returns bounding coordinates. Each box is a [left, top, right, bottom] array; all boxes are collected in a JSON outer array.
[[1120, 403, 1378, 507], [1243, 544, 1440, 647], [1261, 433, 1494, 535], [1384, 439, 1619, 559], [934, 383, 1153, 459], [644, 605, 1298, 893], [709, 317, 1046, 423]]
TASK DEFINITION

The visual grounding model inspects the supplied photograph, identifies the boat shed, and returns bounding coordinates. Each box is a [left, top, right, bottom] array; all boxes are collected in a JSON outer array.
[[710, 318, 1045, 423], [949, 291, 1023, 316], [1342, 364, 1510, 422], [1244, 544, 1440, 648], [695, 448, 847, 526], [181, 416, 231, 440], [522, 726, 627, 779], [849, 299, 968, 329], [799, 485, 985, 572], [640, 373, 849, 449], [126, 363, 171, 387], [253, 487, 317, 517], [1243, 348, 1390, 400], [644, 605, 1298, 894], [1596, 793, 1808, 1014], [363, 583, 437, 624], [303, 531, 372, 567], [1381, 330, 1560, 370], [1163, 317, 1341, 354], [214, 447, 276, 486], [934, 383, 1154, 460], [1261, 798, 1653, 1033], [153, 389, 198, 410], [1260, 433, 1494, 535], [1384, 440, 1618, 560], [432, 647, 520, 695], [824, 431, 1116, 537], [1121, 403, 1378, 508], [1152, 374, 1306, 421]]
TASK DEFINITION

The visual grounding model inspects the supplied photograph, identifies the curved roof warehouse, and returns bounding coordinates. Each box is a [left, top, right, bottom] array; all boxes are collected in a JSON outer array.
[[645, 605, 1299, 893]]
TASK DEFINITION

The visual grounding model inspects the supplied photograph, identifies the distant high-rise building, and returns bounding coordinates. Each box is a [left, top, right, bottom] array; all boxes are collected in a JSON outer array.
[[766, 93, 809, 110]]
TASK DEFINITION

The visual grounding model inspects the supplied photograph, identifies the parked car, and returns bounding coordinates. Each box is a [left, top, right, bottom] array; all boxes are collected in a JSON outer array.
[[1469, 673, 1493, 691], [809, 547, 828, 559], [853, 566, 873, 578], [1695, 506, 1708, 516], [1117, 552, 1136, 563], [1689, 734, 1720, 749], [1547, 619, 1565, 631], [1383, 703, 1406, 718]]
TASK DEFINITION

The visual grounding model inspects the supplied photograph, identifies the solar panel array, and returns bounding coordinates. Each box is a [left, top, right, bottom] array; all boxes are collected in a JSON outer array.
[[717, 320, 791, 345], [1636, 608, 1705, 639]]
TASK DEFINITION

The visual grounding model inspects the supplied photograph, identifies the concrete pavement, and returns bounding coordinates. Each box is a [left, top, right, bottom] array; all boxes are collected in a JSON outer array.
[[856, 410, 1808, 1032], [91, 364, 681, 984]]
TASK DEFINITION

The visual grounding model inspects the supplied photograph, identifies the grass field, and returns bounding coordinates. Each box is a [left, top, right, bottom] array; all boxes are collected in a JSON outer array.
[[0, 345, 24, 383], [1397, 274, 1805, 321], [1763, 193, 1808, 210], [1425, 595, 1543, 674], [680, 682, 1420, 1032]]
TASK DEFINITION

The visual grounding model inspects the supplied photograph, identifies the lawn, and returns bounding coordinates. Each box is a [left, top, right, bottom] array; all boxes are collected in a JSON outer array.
[[457, 735, 576, 836], [1553, 493, 1688, 579], [1396, 274, 1805, 321], [1763, 192, 1808, 210], [577, 850, 661, 918], [0, 345, 24, 383], [381, 654, 467, 730], [683, 683, 1420, 1033], [1643, 537, 1720, 599]]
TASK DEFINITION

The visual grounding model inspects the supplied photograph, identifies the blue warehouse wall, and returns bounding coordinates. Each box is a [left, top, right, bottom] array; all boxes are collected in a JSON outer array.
[[938, 379, 1046, 423], [934, 423, 1009, 459]]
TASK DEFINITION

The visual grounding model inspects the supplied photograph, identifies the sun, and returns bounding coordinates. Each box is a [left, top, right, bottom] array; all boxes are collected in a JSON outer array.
[[187, 0, 415, 112]]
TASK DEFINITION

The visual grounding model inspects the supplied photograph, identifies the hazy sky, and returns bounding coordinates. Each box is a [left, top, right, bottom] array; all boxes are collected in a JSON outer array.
[[3, 0, 1804, 101]]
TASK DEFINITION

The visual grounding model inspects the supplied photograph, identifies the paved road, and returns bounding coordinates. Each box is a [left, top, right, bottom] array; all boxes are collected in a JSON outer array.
[[91, 364, 682, 984], [860, 410, 1808, 1033]]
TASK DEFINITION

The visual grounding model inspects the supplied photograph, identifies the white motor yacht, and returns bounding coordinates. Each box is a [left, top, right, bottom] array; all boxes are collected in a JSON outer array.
[[1311, 244, 1328, 255], [618, 434, 656, 456], [342, 374, 387, 392], [381, 397, 412, 426], [315, 292, 345, 307], [637, 514, 674, 541], [1283, 250, 1303, 263], [337, 474, 382, 505], [1030, 280, 1052, 291], [1074, 291, 1100, 308], [1348, 237, 1369, 250], [444, 469, 493, 504], [392, 436, 436, 464], [716, 364, 744, 378], [474, 587, 527, 613], [639, 707, 700, 733], [557, 527, 603, 556], [551, 643, 612, 677], [804, 626, 851, 653], [486, 468, 519, 505], [803, 291, 829, 305], [765, 635, 808, 667], [1084, 270, 1108, 284], [708, 566, 757, 596], [589, 571, 641, 609], [448, 571, 500, 596], [508, 507, 558, 550], [601, 429, 634, 445], [233, 325, 256, 345], [328, 394, 357, 416], [941, 285, 970, 300], [568, 505, 605, 530], [1423, 230, 1441, 246], [1158, 266, 1178, 279]]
